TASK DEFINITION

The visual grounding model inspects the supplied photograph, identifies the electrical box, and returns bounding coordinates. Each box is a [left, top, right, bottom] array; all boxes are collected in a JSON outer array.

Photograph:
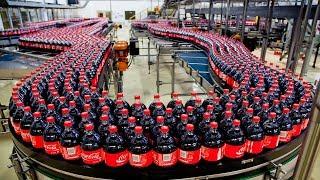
[[129, 37, 139, 55]]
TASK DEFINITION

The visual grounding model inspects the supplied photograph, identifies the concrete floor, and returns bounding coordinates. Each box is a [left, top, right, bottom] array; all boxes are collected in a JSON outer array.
[[0, 24, 319, 179]]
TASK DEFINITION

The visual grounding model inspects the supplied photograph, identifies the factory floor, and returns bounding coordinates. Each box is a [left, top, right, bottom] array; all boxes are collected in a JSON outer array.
[[0, 24, 319, 179]]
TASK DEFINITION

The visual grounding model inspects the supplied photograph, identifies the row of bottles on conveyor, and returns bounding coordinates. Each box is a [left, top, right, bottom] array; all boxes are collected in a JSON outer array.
[[10, 86, 312, 168]]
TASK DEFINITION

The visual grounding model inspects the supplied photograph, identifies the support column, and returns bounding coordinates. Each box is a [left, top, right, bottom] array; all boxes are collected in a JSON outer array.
[[192, 0, 196, 26], [291, 0, 312, 72], [18, 8, 24, 28], [260, 0, 274, 62], [241, 0, 249, 41], [286, 0, 305, 72], [208, 0, 213, 31], [26, 9, 31, 23], [7, 8, 14, 29], [300, 1, 320, 76], [0, 13, 4, 30], [225, 0, 231, 35], [177, 0, 181, 27]]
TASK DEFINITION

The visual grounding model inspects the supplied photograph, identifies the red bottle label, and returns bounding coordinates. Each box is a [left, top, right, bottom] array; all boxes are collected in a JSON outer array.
[[44, 141, 61, 155], [104, 150, 129, 167], [30, 135, 44, 149], [201, 145, 224, 162], [153, 150, 178, 167], [20, 129, 31, 143], [302, 118, 309, 130], [291, 124, 302, 137], [129, 151, 153, 168], [178, 149, 201, 165], [12, 122, 21, 135], [81, 149, 103, 165], [245, 140, 264, 154], [264, 135, 280, 149], [61, 145, 82, 160], [224, 144, 245, 159], [279, 130, 292, 143]]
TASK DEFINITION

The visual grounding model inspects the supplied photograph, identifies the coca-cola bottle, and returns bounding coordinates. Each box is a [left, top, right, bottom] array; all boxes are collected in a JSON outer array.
[[102, 90, 115, 112], [279, 95, 288, 110], [236, 100, 249, 120], [90, 86, 100, 107], [173, 100, 186, 119], [37, 99, 48, 118], [101, 106, 116, 125], [12, 101, 24, 135], [139, 109, 155, 139], [236, 91, 248, 106], [167, 92, 179, 109], [20, 106, 33, 143], [43, 116, 61, 155], [59, 108, 74, 129], [290, 104, 303, 137], [131, 102, 145, 122], [152, 101, 166, 119], [277, 108, 293, 143], [69, 101, 81, 124], [152, 116, 165, 140], [220, 89, 230, 107], [74, 91, 84, 111], [164, 108, 177, 132], [114, 100, 124, 120], [124, 117, 137, 142], [260, 92, 269, 105], [250, 97, 262, 116], [153, 126, 178, 167], [222, 103, 234, 120], [9, 95, 19, 117], [98, 115, 111, 142], [299, 98, 309, 130], [83, 104, 97, 124], [78, 112, 93, 137], [257, 103, 270, 124], [60, 120, 81, 160], [57, 96, 68, 114], [198, 112, 212, 136], [81, 123, 103, 165], [185, 106, 197, 125], [269, 99, 282, 117], [103, 125, 128, 167], [30, 112, 46, 149], [84, 95, 96, 113], [128, 126, 153, 168], [30, 92, 40, 112], [194, 98, 205, 123], [213, 97, 223, 121], [185, 91, 197, 108], [117, 109, 129, 132], [114, 93, 130, 110], [245, 116, 264, 154], [46, 104, 61, 123], [202, 90, 215, 109], [224, 119, 246, 159], [229, 95, 238, 113], [220, 111, 233, 135], [130, 95, 147, 113], [178, 124, 201, 165], [263, 112, 280, 149], [176, 114, 189, 139], [97, 97, 107, 118], [201, 122, 224, 162], [241, 108, 254, 130]]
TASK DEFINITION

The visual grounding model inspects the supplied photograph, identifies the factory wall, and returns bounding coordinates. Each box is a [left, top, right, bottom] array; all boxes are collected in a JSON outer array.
[[77, 0, 164, 22]]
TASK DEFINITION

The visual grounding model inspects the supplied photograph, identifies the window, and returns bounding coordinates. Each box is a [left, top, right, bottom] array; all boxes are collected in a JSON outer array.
[[125, 11, 135, 20], [20, 8, 29, 24], [0, 9, 11, 29]]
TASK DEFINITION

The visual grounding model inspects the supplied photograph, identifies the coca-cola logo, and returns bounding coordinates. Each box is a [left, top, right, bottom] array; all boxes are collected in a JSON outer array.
[[235, 146, 245, 156], [45, 144, 59, 150], [83, 152, 102, 161], [116, 154, 128, 163]]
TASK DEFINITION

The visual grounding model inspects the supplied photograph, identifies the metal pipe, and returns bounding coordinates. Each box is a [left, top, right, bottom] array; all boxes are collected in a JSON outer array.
[[192, 0, 196, 26], [260, 0, 274, 62], [300, 1, 320, 76], [225, 0, 230, 35], [208, 0, 213, 31], [241, 0, 249, 42], [177, 0, 181, 27], [293, 82, 320, 179], [313, 45, 319, 68], [286, 0, 305, 72], [291, 0, 313, 72]]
